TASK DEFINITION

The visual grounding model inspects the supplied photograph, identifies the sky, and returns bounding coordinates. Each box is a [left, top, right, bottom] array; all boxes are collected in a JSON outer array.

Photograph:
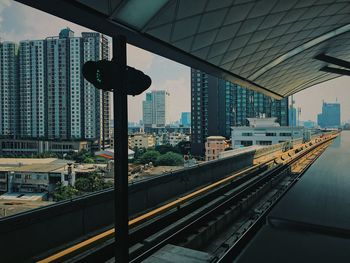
[[1, 1, 349, 123]]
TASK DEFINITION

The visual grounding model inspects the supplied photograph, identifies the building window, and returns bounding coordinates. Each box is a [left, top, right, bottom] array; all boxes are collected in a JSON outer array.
[[257, 141, 272, 145], [280, 133, 292, 136], [241, 140, 253, 146]]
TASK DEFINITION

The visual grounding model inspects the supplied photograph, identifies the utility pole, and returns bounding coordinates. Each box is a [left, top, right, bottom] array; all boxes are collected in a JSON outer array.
[[82, 35, 151, 262], [113, 35, 129, 263]]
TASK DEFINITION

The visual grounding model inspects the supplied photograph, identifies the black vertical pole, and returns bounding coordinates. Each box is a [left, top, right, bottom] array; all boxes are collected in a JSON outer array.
[[113, 35, 128, 262]]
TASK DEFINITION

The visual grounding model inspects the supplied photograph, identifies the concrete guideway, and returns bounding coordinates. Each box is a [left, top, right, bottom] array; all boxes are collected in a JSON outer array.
[[36, 132, 338, 262], [235, 131, 350, 263]]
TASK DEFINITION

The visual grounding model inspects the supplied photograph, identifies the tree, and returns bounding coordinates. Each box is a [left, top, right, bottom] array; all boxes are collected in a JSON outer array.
[[83, 157, 95, 163], [53, 183, 79, 201], [69, 149, 94, 163], [155, 144, 179, 154], [175, 141, 191, 155], [75, 177, 92, 192], [137, 150, 160, 164], [74, 172, 112, 193], [133, 146, 146, 160], [156, 151, 184, 166]]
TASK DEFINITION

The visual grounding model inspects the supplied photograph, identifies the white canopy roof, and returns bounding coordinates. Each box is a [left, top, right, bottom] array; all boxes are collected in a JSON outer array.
[[17, 0, 350, 98]]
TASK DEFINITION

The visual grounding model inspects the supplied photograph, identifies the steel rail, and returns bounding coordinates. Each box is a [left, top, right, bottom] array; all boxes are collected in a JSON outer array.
[[37, 133, 338, 263]]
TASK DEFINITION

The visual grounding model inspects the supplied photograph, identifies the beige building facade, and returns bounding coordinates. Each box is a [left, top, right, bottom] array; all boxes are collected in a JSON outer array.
[[205, 136, 227, 161], [129, 133, 156, 149]]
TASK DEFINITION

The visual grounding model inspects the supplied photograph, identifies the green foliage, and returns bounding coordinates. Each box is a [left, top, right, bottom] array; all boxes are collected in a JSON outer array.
[[133, 147, 146, 160], [137, 150, 160, 164], [53, 183, 79, 201], [75, 172, 111, 192], [74, 177, 91, 192], [65, 149, 96, 163], [83, 157, 95, 163], [175, 141, 191, 155], [53, 172, 112, 201], [156, 151, 184, 166], [155, 144, 179, 154]]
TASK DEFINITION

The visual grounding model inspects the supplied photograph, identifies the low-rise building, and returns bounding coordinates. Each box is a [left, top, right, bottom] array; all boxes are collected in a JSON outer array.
[[0, 139, 89, 156], [0, 158, 108, 195], [205, 136, 228, 161], [155, 133, 169, 146], [144, 125, 191, 135], [129, 133, 155, 149], [169, 133, 190, 146], [231, 118, 304, 148], [8, 164, 67, 193]]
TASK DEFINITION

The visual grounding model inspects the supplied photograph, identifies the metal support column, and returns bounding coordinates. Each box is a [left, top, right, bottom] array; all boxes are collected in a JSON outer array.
[[113, 35, 128, 262]]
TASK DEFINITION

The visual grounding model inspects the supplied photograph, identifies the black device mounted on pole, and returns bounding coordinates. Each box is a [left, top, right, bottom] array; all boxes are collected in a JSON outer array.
[[82, 59, 152, 95], [82, 36, 151, 262]]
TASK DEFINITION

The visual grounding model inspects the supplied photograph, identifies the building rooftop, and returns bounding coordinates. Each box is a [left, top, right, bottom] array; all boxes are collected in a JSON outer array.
[[207, 136, 226, 140], [0, 158, 58, 166], [247, 118, 280, 127], [10, 164, 67, 173]]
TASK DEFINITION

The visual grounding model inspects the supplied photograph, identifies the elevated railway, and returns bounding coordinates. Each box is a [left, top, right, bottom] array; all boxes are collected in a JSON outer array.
[[36, 132, 338, 263]]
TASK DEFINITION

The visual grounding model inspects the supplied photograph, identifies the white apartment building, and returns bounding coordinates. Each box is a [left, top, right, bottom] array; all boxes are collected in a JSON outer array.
[[143, 90, 170, 127], [0, 42, 18, 136], [46, 34, 70, 139], [231, 118, 304, 148], [2, 28, 110, 148], [169, 133, 190, 146], [155, 133, 169, 146], [69, 36, 83, 139], [82, 32, 110, 144], [19, 40, 46, 138]]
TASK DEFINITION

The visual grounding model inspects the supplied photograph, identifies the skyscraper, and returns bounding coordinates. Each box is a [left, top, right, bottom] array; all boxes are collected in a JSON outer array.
[[317, 101, 341, 128], [1, 28, 110, 148], [180, 112, 191, 126], [81, 32, 110, 147], [19, 40, 46, 138], [142, 90, 169, 128], [69, 35, 83, 139], [191, 69, 289, 156], [0, 42, 19, 137], [288, 105, 297, 127], [46, 34, 70, 140]]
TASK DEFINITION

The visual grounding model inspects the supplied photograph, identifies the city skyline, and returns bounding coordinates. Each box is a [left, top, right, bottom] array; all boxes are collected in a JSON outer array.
[[1, 1, 350, 124]]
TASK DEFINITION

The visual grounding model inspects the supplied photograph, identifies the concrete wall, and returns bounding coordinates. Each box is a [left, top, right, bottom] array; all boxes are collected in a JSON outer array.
[[0, 151, 255, 262]]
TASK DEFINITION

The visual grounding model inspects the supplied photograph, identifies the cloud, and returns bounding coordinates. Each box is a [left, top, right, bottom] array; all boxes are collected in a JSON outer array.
[[0, 0, 11, 32], [127, 44, 154, 71], [163, 77, 190, 121], [1, 1, 90, 42]]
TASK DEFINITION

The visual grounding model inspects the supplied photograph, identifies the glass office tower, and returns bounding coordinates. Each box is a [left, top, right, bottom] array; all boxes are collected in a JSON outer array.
[[191, 69, 288, 156]]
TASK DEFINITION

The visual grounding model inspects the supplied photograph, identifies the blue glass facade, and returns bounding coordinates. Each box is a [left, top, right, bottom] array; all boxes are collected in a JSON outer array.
[[289, 106, 297, 127], [180, 112, 191, 127], [317, 102, 341, 128], [191, 69, 289, 156]]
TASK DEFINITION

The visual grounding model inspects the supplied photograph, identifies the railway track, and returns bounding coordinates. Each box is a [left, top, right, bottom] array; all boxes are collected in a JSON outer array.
[[36, 133, 338, 263]]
